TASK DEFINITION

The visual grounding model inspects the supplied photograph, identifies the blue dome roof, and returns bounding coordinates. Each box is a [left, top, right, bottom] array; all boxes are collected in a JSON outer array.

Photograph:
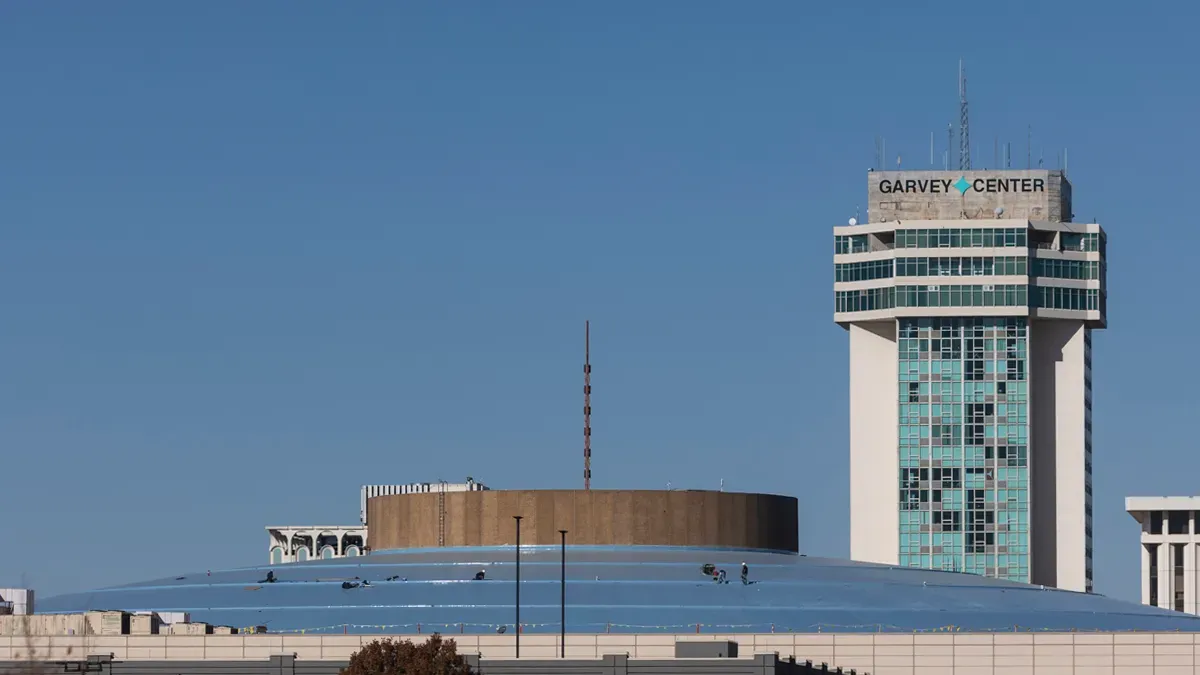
[[38, 546, 1200, 634]]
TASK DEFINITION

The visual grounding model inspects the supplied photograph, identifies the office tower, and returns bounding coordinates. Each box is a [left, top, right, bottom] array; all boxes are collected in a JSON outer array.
[[833, 170, 1105, 592]]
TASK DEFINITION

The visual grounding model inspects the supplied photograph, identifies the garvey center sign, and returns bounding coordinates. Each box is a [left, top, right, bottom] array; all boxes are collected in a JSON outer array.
[[867, 170, 1071, 223], [877, 175, 1047, 195]]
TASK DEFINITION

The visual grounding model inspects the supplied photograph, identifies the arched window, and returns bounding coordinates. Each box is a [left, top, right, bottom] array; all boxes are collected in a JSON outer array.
[[296, 547, 309, 562], [345, 546, 360, 557], [320, 546, 336, 560], [270, 547, 284, 565]]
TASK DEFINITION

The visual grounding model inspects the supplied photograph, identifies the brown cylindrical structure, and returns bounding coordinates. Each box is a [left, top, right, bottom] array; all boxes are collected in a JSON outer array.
[[366, 489, 798, 553]]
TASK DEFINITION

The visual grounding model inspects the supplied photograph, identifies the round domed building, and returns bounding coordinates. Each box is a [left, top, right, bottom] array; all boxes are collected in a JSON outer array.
[[38, 489, 1200, 634]]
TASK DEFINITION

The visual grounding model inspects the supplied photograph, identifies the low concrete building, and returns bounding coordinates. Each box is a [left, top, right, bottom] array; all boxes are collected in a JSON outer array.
[[1127, 496, 1200, 614]]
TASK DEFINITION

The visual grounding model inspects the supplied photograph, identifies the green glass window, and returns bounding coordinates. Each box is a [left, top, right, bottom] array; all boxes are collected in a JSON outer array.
[[895, 284, 1028, 308], [835, 235, 870, 254], [834, 259, 894, 282], [895, 228, 1028, 249], [897, 318, 1030, 584], [835, 287, 895, 312], [1033, 258, 1101, 280]]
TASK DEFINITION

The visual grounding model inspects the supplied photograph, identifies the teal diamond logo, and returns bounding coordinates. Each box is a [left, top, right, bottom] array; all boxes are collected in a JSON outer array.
[[952, 176, 971, 194]]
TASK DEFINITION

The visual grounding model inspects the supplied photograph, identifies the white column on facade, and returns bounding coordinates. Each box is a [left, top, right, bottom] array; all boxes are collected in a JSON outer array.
[[848, 321, 899, 566], [1158, 540, 1171, 610], [1185, 541, 1197, 615], [1142, 543, 1152, 606]]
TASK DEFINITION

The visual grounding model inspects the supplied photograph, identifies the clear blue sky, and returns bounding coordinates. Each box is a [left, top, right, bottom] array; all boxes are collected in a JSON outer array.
[[2, 2, 1197, 603]]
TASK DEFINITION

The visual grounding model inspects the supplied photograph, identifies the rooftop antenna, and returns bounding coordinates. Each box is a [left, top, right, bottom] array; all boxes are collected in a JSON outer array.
[[946, 123, 953, 170], [583, 320, 592, 490], [958, 59, 971, 170], [1064, 148, 1069, 175], [1027, 125, 1031, 169], [930, 132, 935, 167]]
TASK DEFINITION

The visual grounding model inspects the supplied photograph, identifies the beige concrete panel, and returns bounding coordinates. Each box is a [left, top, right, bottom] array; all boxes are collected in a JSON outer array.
[[1033, 644, 1073, 656], [594, 635, 635, 647], [632, 635, 676, 646], [911, 668, 953, 675], [875, 646, 916, 657], [1114, 643, 1154, 655], [953, 668, 999, 675], [163, 647, 206, 660], [993, 654, 1033, 667]]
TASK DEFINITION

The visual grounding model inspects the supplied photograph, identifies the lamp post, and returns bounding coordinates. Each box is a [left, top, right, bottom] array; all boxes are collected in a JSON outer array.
[[559, 529, 568, 658], [513, 515, 523, 658]]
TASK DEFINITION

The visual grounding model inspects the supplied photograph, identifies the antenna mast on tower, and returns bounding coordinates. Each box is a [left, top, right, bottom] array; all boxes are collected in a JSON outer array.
[[583, 321, 592, 490], [959, 59, 971, 171]]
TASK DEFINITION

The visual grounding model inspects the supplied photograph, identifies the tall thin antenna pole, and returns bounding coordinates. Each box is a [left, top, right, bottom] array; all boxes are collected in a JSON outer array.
[[1027, 125, 1031, 169], [958, 59, 971, 170], [930, 132, 935, 167], [946, 123, 953, 171], [1064, 148, 1069, 175], [583, 321, 591, 490]]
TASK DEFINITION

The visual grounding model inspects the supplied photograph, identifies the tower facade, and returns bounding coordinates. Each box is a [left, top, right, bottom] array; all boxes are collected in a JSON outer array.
[[834, 169, 1105, 592]]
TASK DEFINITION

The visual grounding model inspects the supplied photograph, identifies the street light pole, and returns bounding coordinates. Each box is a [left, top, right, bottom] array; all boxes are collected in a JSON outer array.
[[513, 516, 523, 659], [559, 529, 568, 658]]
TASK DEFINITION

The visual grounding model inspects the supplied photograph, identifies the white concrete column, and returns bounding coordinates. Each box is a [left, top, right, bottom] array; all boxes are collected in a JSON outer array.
[[1142, 544, 1152, 606], [1158, 542, 1171, 609], [1186, 542, 1197, 615]]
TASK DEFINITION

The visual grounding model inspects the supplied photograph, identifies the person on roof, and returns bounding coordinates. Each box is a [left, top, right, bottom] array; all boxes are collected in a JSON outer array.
[[474, 569, 486, 581], [741, 562, 749, 585]]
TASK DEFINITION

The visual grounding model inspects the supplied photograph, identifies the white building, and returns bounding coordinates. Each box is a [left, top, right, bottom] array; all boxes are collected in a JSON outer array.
[[0, 589, 33, 616], [1127, 496, 1200, 614], [267, 480, 490, 563], [835, 169, 1105, 592]]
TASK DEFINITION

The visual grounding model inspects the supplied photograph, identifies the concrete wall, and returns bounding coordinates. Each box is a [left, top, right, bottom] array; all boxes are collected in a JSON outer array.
[[867, 170, 1071, 223], [8, 632, 1200, 673], [1029, 319, 1090, 593], [847, 321, 899, 566], [366, 490, 799, 553], [0, 653, 820, 675]]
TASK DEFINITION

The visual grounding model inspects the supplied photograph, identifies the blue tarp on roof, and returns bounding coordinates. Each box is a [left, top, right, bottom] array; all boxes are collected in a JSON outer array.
[[37, 546, 1200, 634]]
